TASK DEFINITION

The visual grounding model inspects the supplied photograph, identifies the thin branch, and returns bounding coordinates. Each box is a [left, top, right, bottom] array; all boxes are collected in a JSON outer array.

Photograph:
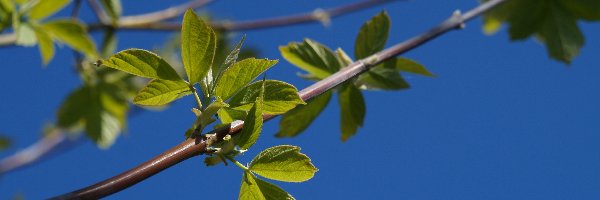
[[0, 130, 71, 174], [86, 0, 111, 24], [50, 0, 507, 199], [117, 0, 214, 27]]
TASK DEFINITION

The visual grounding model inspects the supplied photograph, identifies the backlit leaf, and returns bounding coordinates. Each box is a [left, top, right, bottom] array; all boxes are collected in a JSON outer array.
[[249, 145, 317, 182], [28, 0, 71, 20], [33, 24, 54, 65], [217, 107, 247, 124], [16, 23, 37, 46], [42, 19, 97, 58], [214, 58, 277, 100], [394, 58, 434, 77], [236, 96, 263, 150], [356, 60, 410, 91], [280, 39, 341, 80], [101, 49, 182, 80], [133, 79, 192, 106], [181, 9, 216, 84], [239, 172, 294, 200], [228, 80, 305, 115], [276, 91, 331, 138], [338, 84, 365, 141], [355, 11, 390, 59], [200, 97, 228, 127]]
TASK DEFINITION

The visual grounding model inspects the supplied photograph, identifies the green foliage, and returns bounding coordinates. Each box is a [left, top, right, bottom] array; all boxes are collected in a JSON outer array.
[[199, 98, 228, 127], [214, 58, 277, 100], [482, 0, 598, 63], [338, 84, 365, 141], [181, 9, 216, 84], [278, 11, 432, 140], [239, 172, 294, 200], [28, 0, 71, 20], [15, 22, 36, 46], [228, 80, 305, 115], [32, 25, 54, 65], [101, 49, 182, 81], [235, 84, 264, 150], [133, 79, 192, 106], [248, 145, 318, 182], [41, 19, 98, 59], [276, 91, 331, 138]]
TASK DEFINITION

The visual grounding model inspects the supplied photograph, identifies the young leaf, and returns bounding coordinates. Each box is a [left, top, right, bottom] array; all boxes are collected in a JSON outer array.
[[537, 3, 584, 63], [42, 19, 97, 58], [214, 58, 277, 100], [236, 96, 263, 150], [28, 0, 71, 20], [101, 49, 182, 81], [249, 145, 318, 182], [228, 80, 305, 115], [100, 0, 122, 23], [276, 91, 331, 138], [279, 39, 341, 80], [85, 110, 122, 149], [239, 172, 294, 200], [338, 84, 365, 141], [56, 87, 89, 128], [181, 9, 216, 84], [133, 79, 192, 106], [211, 35, 246, 93], [32, 24, 54, 65], [217, 107, 247, 124], [355, 11, 390, 59], [395, 58, 434, 77], [200, 98, 229, 127]]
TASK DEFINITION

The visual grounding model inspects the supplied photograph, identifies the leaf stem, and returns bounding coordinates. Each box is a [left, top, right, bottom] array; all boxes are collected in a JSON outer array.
[[190, 85, 203, 110], [226, 156, 249, 171]]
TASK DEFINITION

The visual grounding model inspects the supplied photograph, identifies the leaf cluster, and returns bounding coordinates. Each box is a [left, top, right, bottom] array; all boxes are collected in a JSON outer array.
[[277, 11, 434, 141]]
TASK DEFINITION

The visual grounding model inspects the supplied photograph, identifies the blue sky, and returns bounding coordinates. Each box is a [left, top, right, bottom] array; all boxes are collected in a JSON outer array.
[[1, 0, 600, 199]]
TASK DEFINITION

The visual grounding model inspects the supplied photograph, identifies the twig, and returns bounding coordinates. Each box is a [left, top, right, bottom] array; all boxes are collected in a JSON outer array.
[[0, 130, 69, 174], [117, 0, 213, 27], [86, 0, 111, 24], [49, 0, 507, 199]]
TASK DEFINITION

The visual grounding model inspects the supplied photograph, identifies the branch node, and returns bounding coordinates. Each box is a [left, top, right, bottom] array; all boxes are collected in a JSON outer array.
[[452, 10, 466, 29], [312, 8, 331, 27]]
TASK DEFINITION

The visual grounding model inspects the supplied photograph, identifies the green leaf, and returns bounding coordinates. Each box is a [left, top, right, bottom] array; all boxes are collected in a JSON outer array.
[[0, 135, 11, 151], [560, 0, 600, 20], [249, 145, 318, 182], [204, 155, 226, 166], [101, 49, 182, 80], [338, 84, 365, 141], [355, 11, 390, 59], [217, 107, 247, 124], [32, 24, 54, 65], [276, 91, 331, 138], [28, 0, 71, 20], [279, 39, 341, 80], [133, 79, 192, 106], [239, 172, 294, 200], [394, 57, 434, 77], [211, 35, 246, 94], [356, 60, 410, 91], [181, 9, 216, 84], [56, 87, 89, 128], [214, 58, 277, 100], [236, 96, 263, 150], [100, 29, 117, 58], [336, 48, 354, 66], [100, 0, 122, 23], [200, 97, 228, 127], [537, 2, 584, 63], [228, 80, 305, 115], [42, 19, 97, 58], [16, 23, 37, 46], [481, 0, 589, 63]]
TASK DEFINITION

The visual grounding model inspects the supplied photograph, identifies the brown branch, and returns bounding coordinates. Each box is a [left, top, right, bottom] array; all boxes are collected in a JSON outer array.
[[49, 0, 507, 199]]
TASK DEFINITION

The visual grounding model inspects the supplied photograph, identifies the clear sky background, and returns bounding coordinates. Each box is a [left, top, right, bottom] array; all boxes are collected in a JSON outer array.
[[1, 0, 600, 199]]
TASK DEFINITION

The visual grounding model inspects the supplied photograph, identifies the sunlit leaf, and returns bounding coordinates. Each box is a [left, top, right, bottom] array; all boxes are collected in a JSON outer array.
[[217, 107, 247, 124], [356, 60, 410, 91], [42, 19, 97, 58], [280, 39, 341, 80], [200, 97, 228, 126], [249, 145, 317, 182], [133, 79, 192, 106], [214, 58, 277, 100], [16, 23, 37, 46], [228, 80, 305, 115], [101, 49, 182, 80], [394, 58, 434, 77], [181, 9, 216, 84], [236, 96, 263, 150], [276, 91, 331, 138], [211, 35, 246, 94], [239, 172, 294, 200], [338, 84, 365, 141], [32, 24, 54, 65], [355, 11, 390, 59], [28, 0, 71, 20]]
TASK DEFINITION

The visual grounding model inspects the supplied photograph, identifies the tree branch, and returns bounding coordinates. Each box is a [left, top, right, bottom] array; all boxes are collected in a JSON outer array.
[[117, 0, 214, 27], [50, 0, 507, 199]]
